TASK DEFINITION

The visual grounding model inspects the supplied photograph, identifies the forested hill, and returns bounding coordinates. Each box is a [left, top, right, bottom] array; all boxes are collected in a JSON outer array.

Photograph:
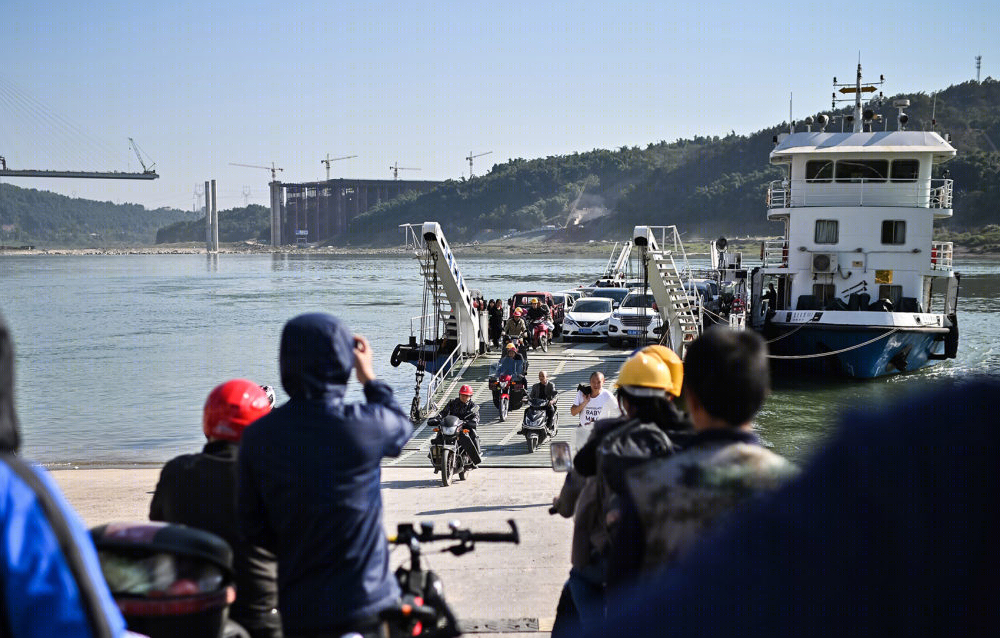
[[0, 183, 197, 246], [345, 78, 1000, 244], [155, 205, 270, 243]]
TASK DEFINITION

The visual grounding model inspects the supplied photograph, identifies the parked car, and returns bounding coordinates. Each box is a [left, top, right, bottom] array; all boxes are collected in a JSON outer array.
[[608, 290, 663, 347], [550, 292, 575, 312], [588, 287, 630, 309], [561, 298, 614, 339], [556, 289, 583, 307], [508, 291, 565, 336]]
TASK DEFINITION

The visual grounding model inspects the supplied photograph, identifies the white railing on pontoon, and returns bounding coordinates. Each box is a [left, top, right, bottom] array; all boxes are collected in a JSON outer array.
[[766, 179, 954, 209]]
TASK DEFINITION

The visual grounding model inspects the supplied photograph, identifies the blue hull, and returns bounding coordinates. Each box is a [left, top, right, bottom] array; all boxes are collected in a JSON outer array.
[[766, 325, 946, 379]]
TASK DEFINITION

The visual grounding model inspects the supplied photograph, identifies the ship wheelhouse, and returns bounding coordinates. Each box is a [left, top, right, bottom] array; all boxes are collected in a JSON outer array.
[[760, 131, 956, 316]]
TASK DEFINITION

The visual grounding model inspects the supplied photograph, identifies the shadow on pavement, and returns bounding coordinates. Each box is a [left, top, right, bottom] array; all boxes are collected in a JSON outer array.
[[381, 479, 442, 490], [416, 502, 551, 516]]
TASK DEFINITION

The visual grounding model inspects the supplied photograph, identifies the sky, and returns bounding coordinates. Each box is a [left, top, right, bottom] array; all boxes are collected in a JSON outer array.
[[1, 0, 997, 211]]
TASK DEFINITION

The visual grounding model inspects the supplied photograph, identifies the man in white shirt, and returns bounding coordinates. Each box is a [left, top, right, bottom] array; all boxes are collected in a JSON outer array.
[[570, 371, 616, 427]]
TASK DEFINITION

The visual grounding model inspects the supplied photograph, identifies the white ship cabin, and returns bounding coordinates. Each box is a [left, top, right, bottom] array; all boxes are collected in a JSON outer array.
[[761, 130, 956, 315]]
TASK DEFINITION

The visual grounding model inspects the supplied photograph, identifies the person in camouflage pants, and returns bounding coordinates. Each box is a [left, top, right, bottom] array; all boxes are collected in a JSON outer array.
[[619, 327, 796, 577]]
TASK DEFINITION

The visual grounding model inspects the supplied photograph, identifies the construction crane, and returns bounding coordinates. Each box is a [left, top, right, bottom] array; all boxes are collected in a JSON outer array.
[[321, 154, 357, 180], [128, 138, 156, 174], [465, 150, 492, 178], [390, 162, 420, 180], [0, 138, 159, 180], [230, 162, 284, 181]]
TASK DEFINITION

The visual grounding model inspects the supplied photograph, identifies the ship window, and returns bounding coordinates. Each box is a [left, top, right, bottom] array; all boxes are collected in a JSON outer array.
[[812, 284, 836, 305], [814, 219, 839, 244], [878, 285, 902, 307], [881, 220, 906, 245], [890, 160, 920, 182], [805, 160, 834, 182], [835, 159, 889, 183]]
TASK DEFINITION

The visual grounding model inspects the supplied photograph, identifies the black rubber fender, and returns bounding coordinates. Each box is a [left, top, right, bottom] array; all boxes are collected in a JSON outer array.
[[390, 344, 404, 367], [945, 313, 959, 359]]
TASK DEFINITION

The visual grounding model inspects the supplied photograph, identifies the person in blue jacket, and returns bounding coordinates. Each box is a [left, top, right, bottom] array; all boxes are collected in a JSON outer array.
[[238, 313, 413, 637], [589, 376, 1000, 638], [0, 312, 126, 638]]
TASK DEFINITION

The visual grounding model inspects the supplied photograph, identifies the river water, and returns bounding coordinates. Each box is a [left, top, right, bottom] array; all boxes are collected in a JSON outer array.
[[1, 253, 997, 465]]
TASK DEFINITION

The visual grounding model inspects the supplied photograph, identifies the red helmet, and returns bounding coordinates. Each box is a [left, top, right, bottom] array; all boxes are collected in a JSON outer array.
[[514, 308, 524, 317], [459, 384, 474, 396], [203, 379, 272, 443]]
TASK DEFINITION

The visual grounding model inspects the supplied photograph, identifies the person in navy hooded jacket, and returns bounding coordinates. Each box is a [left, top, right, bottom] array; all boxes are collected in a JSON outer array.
[[238, 313, 413, 637], [0, 312, 126, 638]]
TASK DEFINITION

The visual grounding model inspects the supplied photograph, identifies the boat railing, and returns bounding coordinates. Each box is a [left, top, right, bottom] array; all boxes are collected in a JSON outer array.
[[766, 179, 954, 209], [930, 241, 954, 271], [409, 314, 434, 338], [762, 239, 789, 267], [426, 341, 465, 412], [399, 223, 426, 252]]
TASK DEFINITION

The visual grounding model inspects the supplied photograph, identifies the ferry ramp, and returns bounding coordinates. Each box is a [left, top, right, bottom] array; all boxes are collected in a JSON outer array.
[[386, 340, 630, 468]]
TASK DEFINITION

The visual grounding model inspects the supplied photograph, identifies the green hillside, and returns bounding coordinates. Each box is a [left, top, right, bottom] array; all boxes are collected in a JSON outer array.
[[344, 78, 1000, 244], [0, 183, 197, 246], [155, 205, 271, 244]]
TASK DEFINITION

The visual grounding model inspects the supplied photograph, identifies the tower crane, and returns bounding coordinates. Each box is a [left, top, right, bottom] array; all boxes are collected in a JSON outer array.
[[321, 154, 357, 180], [465, 150, 492, 178], [230, 162, 284, 181], [389, 162, 420, 180]]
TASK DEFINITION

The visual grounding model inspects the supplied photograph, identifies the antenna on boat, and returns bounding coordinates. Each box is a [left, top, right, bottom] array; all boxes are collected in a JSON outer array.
[[789, 93, 794, 133], [832, 59, 885, 133]]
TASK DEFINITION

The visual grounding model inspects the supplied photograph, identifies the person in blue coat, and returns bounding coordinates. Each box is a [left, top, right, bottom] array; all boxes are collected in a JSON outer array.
[[238, 313, 413, 637], [589, 376, 999, 638], [0, 313, 126, 638]]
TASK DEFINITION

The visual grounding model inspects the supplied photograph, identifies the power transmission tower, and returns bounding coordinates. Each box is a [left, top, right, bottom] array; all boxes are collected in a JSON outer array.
[[242, 185, 251, 206], [193, 185, 204, 214], [976, 55, 982, 83]]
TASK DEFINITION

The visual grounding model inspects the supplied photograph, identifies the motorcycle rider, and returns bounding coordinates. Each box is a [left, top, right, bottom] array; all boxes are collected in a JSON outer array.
[[504, 307, 528, 349], [150, 379, 281, 638], [501, 341, 529, 374], [525, 297, 551, 324], [529, 370, 558, 429], [238, 313, 413, 637], [434, 384, 482, 463]]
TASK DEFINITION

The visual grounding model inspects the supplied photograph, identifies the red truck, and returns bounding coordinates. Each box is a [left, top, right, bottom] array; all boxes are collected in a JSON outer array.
[[508, 291, 565, 338]]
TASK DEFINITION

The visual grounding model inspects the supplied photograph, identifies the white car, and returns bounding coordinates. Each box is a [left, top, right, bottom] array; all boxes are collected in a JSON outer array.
[[561, 298, 614, 339], [608, 291, 663, 347], [555, 289, 583, 308]]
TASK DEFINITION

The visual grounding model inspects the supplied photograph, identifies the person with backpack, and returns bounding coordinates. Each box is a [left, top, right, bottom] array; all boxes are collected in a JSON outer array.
[[551, 345, 689, 637]]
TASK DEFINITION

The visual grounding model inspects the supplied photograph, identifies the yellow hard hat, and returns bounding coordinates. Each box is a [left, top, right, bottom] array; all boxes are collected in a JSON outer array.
[[615, 345, 683, 398], [531, 298, 539, 305], [639, 345, 683, 397]]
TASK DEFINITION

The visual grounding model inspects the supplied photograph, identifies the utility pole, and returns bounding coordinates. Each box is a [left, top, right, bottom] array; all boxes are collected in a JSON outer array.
[[976, 55, 982, 83], [389, 162, 420, 180], [465, 151, 492, 178], [320, 154, 357, 180]]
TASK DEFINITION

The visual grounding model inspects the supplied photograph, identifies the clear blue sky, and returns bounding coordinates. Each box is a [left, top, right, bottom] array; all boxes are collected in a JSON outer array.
[[2, 0, 997, 211]]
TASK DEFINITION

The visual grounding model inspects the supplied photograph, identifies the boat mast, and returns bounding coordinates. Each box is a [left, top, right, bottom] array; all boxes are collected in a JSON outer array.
[[853, 61, 863, 132]]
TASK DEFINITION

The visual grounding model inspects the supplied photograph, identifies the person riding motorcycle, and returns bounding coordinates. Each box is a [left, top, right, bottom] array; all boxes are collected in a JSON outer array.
[[504, 308, 528, 341], [501, 341, 529, 375], [151, 379, 281, 638], [434, 384, 482, 462], [529, 370, 558, 428], [525, 297, 551, 324]]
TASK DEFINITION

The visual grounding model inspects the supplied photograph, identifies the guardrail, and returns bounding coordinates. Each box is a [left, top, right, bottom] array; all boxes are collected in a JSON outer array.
[[766, 179, 953, 209], [930, 241, 953, 271], [762, 239, 788, 268]]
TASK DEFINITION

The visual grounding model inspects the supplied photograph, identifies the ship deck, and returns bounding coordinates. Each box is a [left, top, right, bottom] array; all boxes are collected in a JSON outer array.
[[385, 340, 630, 468]]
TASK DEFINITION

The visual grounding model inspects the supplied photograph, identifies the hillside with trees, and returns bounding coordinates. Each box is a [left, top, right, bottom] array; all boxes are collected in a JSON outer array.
[[343, 78, 1000, 244], [154, 204, 271, 243], [0, 183, 197, 246]]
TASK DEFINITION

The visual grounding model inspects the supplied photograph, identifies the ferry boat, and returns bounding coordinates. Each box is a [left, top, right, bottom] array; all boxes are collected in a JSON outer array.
[[748, 64, 960, 378]]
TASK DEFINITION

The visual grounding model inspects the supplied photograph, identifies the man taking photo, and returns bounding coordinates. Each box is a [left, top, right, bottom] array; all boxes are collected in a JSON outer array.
[[238, 313, 413, 637]]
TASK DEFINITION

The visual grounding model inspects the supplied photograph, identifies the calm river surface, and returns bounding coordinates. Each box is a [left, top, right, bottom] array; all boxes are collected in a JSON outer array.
[[1, 253, 998, 465]]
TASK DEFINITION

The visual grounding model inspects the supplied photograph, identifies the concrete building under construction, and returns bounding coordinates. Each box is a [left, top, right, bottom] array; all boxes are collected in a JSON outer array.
[[269, 178, 441, 245]]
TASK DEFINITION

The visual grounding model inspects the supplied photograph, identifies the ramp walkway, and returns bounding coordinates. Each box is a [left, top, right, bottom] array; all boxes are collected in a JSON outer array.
[[386, 341, 630, 468]]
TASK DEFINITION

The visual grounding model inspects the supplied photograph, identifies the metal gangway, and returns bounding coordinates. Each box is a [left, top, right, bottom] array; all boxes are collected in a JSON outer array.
[[401, 222, 486, 419], [632, 225, 702, 356], [599, 240, 633, 283]]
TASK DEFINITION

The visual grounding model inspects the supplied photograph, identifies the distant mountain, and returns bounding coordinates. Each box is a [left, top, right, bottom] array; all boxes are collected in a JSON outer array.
[[342, 78, 1000, 244], [155, 205, 270, 244], [0, 183, 198, 246]]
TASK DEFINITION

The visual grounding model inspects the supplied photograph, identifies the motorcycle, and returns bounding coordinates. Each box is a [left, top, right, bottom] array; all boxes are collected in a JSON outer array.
[[489, 359, 527, 422], [427, 415, 479, 486], [529, 319, 552, 352], [375, 519, 520, 638], [520, 397, 558, 452]]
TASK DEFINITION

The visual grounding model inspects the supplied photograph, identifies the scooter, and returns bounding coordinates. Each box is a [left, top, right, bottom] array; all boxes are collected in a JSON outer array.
[[520, 397, 558, 452], [529, 319, 552, 352], [427, 415, 479, 486], [489, 368, 526, 422]]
